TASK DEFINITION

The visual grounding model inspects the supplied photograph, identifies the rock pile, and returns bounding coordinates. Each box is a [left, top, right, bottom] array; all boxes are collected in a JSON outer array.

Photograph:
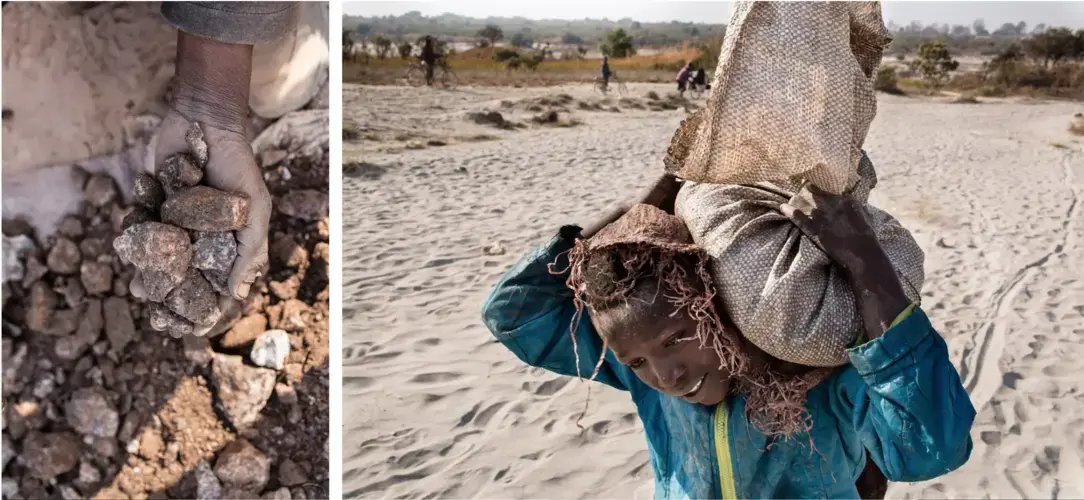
[[2, 110, 329, 499], [113, 124, 246, 336]]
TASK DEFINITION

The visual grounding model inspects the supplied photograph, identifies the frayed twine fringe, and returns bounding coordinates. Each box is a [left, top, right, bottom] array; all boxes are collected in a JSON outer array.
[[548, 238, 828, 439]]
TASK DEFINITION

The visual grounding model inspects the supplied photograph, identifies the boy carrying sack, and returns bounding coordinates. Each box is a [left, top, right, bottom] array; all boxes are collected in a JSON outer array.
[[482, 2, 975, 498]]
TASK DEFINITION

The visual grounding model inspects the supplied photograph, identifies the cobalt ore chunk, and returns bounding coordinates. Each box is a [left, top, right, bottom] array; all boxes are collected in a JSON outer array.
[[193, 232, 237, 274], [161, 186, 250, 232], [165, 268, 222, 326], [148, 303, 194, 337], [133, 173, 166, 210], [185, 122, 209, 167], [112, 222, 191, 301], [122, 207, 158, 230], [202, 270, 230, 296], [158, 154, 203, 188]]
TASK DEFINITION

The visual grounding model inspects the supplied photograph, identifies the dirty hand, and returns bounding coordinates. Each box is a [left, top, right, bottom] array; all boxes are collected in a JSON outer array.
[[779, 184, 910, 338], [134, 109, 271, 300], [778, 183, 883, 274], [129, 110, 271, 336]]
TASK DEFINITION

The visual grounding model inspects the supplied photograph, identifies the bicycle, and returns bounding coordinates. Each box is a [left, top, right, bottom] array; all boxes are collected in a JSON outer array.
[[687, 82, 709, 100], [593, 74, 628, 97], [405, 59, 459, 90]]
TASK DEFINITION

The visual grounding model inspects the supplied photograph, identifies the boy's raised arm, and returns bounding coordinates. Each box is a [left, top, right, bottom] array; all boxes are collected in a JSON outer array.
[[831, 307, 975, 482], [481, 226, 632, 391]]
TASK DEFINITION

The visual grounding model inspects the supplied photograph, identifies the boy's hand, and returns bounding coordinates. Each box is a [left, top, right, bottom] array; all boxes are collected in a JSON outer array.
[[780, 184, 911, 339], [779, 183, 881, 273]]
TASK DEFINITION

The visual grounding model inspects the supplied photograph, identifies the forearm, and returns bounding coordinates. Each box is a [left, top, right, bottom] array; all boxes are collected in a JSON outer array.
[[842, 308, 976, 481], [171, 31, 253, 135], [844, 243, 911, 341]]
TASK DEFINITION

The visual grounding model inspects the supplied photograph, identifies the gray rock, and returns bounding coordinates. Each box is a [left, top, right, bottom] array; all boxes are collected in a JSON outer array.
[[193, 232, 238, 274], [46, 307, 82, 337], [262, 488, 292, 500], [277, 458, 307, 487], [46, 238, 81, 275], [65, 388, 118, 438], [20, 256, 48, 289], [213, 439, 271, 492], [165, 268, 222, 325], [83, 174, 118, 208], [2, 340, 28, 397], [276, 190, 328, 221], [211, 354, 276, 429], [55, 299, 102, 361], [25, 281, 56, 333], [133, 173, 167, 210], [22, 432, 80, 479], [113, 222, 191, 301], [59, 485, 82, 500], [148, 302, 194, 338], [203, 269, 231, 296], [2, 432, 14, 470], [159, 154, 203, 188], [80, 261, 113, 295], [196, 459, 223, 500], [122, 206, 158, 230], [250, 330, 290, 370], [103, 297, 137, 352], [57, 216, 85, 239], [75, 461, 102, 491], [2, 478, 17, 500], [183, 335, 214, 366], [161, 186, 250, 232], [186, 122, 210, 167]]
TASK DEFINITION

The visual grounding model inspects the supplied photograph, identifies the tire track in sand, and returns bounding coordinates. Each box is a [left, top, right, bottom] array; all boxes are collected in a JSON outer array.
[[957, 150, 1081, 412]]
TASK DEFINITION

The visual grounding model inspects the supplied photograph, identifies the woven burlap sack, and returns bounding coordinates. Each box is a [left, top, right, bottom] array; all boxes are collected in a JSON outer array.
[[668, 1, 891, 195], [675, 155, 925, 367]]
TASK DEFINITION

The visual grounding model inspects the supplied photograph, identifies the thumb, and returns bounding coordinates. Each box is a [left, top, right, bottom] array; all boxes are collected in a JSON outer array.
[[229, 224, 269, 300], [779, 203, 817, 237]]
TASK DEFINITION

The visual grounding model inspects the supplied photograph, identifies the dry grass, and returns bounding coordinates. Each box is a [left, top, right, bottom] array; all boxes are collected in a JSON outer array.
[[345, 49, 698, 87]]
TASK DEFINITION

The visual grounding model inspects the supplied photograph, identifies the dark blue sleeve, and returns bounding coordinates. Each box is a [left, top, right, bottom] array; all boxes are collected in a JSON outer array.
[[828, 307, 976, 482], [481, 227, 641, 392]]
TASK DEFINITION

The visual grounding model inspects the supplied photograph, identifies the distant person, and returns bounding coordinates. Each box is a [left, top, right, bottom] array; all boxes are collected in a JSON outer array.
[[676, 62, 693, 96], [420, 35, 439, 86], [601, 55, 612, 90], [693, 65, 708, 91]]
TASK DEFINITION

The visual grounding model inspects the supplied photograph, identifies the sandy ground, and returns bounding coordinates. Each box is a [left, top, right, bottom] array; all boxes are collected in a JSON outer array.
[[343, 82, 1083, 499]]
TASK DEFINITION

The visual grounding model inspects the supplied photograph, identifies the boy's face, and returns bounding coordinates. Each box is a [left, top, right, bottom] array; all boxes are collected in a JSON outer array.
[[591, 286, 731, 405]]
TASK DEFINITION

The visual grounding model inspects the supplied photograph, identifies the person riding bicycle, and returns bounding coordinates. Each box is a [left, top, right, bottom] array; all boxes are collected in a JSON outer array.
[[420, 35, 439, 86], [676, 62, 693, 96], [601, 55, 612, 90]]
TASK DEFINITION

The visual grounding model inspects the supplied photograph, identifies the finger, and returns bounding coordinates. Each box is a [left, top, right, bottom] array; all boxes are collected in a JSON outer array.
[[779, 203, 817, 236], [129, 271, 148, 301], [229, 227, 269, 301], [147, 111, 194, 175]]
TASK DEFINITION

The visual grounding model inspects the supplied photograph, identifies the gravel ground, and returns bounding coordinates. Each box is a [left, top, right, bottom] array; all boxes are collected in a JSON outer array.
[[2, 109, 330, 500]]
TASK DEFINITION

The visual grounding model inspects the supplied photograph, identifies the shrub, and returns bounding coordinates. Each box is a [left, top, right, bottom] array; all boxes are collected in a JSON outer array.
[[601, 28, 636, 58], [493, 48, 520, 63], [874, 66, 903, 94], [912, 41, 959, 88]]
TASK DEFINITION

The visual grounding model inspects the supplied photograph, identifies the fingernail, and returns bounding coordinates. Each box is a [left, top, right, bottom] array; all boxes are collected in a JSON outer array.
[[236, 282, 251, 300]]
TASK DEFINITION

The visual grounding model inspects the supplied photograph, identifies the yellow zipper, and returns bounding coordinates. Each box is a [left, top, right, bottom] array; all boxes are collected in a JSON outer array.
[[714, 402, 738, 499]]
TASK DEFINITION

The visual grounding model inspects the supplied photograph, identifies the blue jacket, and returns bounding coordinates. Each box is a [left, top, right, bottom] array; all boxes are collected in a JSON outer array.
[[481, 228, 976, 499]]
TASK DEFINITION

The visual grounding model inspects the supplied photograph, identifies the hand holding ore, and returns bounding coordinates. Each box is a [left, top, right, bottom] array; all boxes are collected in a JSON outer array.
[[115, 111, 268, 337]]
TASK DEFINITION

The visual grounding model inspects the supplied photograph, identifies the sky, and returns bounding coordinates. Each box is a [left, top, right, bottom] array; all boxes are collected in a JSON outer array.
[[344, 1, 1084, 29]]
